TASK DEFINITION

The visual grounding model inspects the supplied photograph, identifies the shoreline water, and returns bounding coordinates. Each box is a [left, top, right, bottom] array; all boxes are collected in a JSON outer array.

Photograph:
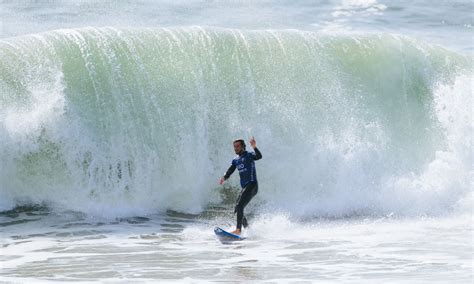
[[1, 206, 472, 282]]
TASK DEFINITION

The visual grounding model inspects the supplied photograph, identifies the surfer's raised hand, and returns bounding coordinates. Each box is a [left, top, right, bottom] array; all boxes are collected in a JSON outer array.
[[219, 177, 225, 185], [249, 136, 256, 149]]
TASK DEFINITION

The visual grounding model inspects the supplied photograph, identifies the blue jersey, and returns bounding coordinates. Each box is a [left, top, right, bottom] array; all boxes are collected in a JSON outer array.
[[224, 148, 262, 188]]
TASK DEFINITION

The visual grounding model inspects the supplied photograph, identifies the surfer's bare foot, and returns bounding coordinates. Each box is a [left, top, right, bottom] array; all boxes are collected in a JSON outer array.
[[231, 229, 241, 235]]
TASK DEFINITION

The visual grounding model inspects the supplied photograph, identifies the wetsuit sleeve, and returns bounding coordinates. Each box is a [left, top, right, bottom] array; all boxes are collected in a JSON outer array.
[[252, 147, 262, 160], [223, 163, 236, 180]]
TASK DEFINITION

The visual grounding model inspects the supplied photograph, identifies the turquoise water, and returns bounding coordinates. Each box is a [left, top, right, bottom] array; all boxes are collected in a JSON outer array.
[[0, 1, 472, 282]]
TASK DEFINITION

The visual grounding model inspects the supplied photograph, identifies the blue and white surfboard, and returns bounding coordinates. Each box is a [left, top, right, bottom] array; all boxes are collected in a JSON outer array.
[[214, 227, 246, 242]]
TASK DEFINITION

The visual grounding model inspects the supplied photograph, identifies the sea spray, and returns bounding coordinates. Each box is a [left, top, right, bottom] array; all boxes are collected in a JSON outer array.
[[0, 27, 471, 217]]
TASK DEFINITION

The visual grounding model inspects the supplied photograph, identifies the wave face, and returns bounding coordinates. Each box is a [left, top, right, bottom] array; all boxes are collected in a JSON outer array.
[[0, 27, 471, 217]]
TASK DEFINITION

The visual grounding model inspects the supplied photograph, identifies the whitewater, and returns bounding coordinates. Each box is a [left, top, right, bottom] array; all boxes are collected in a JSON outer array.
[[0, 1, 472, 283]]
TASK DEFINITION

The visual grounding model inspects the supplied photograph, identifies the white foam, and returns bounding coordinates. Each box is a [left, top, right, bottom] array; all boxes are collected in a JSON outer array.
[[0, 28, 471, 218]]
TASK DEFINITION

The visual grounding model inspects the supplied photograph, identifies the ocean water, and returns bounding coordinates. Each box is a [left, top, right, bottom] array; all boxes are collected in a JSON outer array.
[[0, 0, 472, 282]]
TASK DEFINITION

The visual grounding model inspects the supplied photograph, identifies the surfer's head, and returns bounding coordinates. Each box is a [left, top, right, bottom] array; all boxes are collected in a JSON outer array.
[[233, 139, 246, 155]]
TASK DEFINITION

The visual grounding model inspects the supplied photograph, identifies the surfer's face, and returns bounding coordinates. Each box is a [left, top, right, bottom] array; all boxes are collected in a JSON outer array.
[[233, 142, 244, 155]]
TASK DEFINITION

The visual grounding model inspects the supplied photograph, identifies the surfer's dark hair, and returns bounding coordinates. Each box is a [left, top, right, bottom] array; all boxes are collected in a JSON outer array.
[[233, 139, 246, 149]]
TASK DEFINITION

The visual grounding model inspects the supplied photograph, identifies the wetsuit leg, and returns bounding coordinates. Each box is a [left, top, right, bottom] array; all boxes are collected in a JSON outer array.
[[235, 182, 258, 230]]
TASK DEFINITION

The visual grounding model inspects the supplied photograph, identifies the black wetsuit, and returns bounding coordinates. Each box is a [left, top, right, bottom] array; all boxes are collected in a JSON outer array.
[[223, 147, 262, 230]]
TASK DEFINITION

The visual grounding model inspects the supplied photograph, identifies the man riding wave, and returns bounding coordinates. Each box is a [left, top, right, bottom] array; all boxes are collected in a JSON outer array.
[[219, 136, 262, 235]]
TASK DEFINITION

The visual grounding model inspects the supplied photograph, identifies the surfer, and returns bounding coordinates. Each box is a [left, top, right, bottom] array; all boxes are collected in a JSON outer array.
[[219, 136, 262, 235]]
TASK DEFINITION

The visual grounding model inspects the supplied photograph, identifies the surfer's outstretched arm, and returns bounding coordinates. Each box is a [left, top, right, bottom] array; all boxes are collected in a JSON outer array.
[[219, 164, 236, 184], [224, 164, 236, 179], [249, 136, 262, 160], [253, 147, 262, 160]]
